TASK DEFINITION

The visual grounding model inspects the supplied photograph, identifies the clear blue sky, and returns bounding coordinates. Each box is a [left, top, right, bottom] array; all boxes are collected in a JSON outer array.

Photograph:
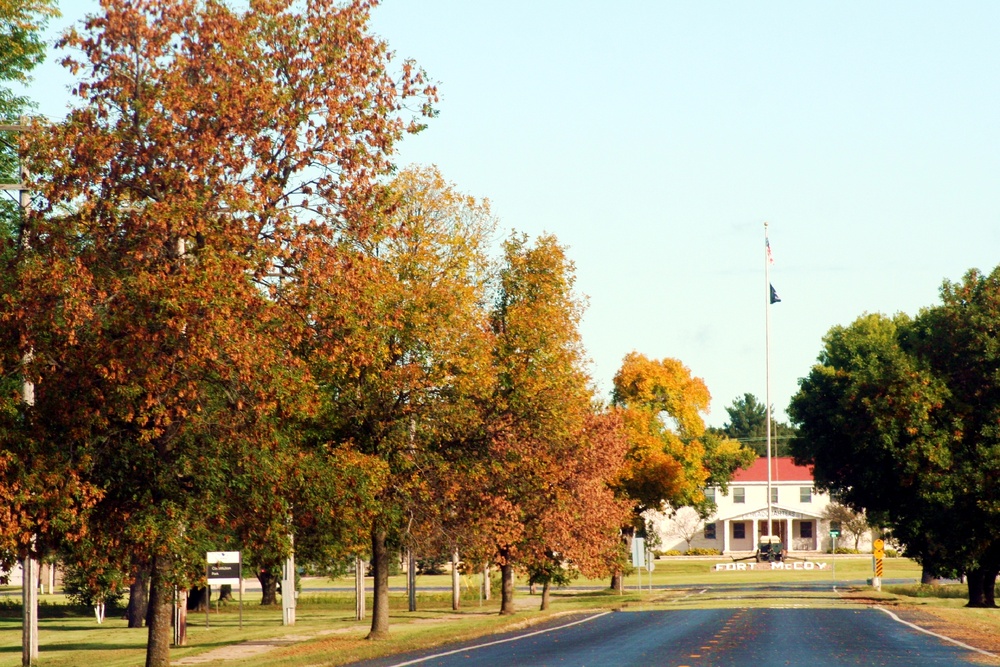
[[21, 1, 1000, 427]]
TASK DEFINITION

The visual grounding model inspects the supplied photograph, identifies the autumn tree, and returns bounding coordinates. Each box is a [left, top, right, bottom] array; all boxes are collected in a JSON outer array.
[[522, 409, 630, 611], [0, 0, 61, 570], [610, 352, 754, 589], [12, 1, 435, 664], [298, 165, 494, 639], [464, 233, 630, 615]]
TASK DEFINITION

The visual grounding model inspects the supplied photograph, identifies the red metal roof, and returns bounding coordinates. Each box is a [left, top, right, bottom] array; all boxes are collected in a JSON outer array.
[[730, 457, 814, 483]]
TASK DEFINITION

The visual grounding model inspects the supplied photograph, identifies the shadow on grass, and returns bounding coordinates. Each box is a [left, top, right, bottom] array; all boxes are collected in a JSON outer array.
[[0, 642, 142, 653], [0, 601, 126, 619]]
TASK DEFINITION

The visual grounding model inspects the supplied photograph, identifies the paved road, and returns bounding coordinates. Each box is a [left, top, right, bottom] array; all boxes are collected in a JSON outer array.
[[347, 607, 989, 667]]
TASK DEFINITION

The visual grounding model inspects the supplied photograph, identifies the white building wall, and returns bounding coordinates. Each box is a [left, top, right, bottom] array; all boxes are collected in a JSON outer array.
[[654, 480, 874, 554]]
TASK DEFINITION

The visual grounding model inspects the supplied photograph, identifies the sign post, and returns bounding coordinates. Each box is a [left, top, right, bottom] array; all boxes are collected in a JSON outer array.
[[207, 551, 242, 630], [872, 538, 885, 591], [829, 526, 840, 585], [631, 537, 646, 594]]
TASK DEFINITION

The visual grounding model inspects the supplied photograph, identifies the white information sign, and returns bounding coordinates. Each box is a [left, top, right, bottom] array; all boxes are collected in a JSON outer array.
[[630, 537, 646, 568], [206, 551, 241, 586]]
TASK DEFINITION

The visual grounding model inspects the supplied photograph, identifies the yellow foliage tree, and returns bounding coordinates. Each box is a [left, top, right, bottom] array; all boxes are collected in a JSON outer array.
[[610, 352, 754, 585]]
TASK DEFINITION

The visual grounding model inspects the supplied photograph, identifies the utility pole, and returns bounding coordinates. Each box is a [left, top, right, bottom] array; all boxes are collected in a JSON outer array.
[[2, 118, 39, 667]]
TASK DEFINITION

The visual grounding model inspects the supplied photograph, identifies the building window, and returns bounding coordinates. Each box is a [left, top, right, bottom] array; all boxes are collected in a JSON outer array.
[[800, 521, 813, 539], [734, 487, 746, 503], [800, 487, 812, 503], [705, 487, 716, 503], [733, 522, 746, 539], [704, 523, 717, 540], [771, 487, 778, 503]]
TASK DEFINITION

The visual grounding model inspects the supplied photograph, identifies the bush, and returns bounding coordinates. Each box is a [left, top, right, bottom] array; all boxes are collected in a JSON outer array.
[[658, 550, 683, 557], [684, 548, 721, 556], [831, 547, 861, 554], [885, 548, 900, 558], [62, 563, 127, 609]]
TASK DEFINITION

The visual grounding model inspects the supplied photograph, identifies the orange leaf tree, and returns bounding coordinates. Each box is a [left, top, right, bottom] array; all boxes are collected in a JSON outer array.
[[472, 233, 630, 615], [11, 1, 433, 663], [297, 165, 495, 639], [610, 352, 753, 585], [0, 0, 66, 574]]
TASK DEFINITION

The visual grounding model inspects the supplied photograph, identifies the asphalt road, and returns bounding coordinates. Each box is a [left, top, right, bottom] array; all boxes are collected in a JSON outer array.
[[347, 607, 989, 667]]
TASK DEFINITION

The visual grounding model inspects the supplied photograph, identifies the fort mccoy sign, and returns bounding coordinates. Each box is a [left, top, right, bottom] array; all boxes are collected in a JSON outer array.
[[712, 561, 831, 572]]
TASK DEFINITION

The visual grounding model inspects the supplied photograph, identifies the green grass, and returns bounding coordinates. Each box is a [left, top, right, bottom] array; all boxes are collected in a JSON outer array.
[[884, 583, 971, 599], [0, 557, 927, 667]]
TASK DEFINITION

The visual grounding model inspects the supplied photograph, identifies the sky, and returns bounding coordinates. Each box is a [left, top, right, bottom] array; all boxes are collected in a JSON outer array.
[[18, 1, 1000, 427]]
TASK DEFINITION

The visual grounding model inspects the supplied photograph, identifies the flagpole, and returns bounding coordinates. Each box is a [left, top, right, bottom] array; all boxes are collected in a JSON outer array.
[[764, 222, 773, 542]]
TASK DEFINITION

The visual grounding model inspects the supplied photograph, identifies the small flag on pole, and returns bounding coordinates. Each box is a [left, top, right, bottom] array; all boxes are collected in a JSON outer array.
[[766, 238, 775, 264], [770, 284, 781, 304]]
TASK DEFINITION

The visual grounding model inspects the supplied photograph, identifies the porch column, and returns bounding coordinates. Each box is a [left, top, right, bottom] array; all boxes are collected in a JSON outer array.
[[786, 518, 794, 552], [750, 517, 758, 548], [722, 519, 730, 554]]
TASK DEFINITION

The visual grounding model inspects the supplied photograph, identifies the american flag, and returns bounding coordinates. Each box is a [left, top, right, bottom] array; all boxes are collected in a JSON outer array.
[[766, 238, 775, 264]]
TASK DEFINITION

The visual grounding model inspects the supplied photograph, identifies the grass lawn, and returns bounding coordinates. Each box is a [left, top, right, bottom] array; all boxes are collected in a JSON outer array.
[[4, 556, 999, 667]]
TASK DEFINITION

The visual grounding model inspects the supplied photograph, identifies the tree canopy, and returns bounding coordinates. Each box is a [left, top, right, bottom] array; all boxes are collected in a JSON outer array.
[[0, 0, 750, 660], [790, 266, 1000, 607], [7, 0, 435, 662], [475, 233, 629, 615], [612, 353, 754, 517], [719, 392, 794, 457], [0, 0, 60, 573]]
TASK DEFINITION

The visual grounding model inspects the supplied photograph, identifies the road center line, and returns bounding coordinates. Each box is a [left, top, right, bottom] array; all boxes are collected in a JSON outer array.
[[875, 606, 998, 658], [384, 611, 613, 667]]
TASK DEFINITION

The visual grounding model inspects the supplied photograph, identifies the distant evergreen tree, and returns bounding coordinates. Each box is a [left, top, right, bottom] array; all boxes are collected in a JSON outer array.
[[721, 393, 795, 457]]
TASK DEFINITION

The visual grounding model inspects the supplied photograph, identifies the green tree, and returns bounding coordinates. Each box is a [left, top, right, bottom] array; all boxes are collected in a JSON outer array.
[[720, 393, 794, 457], [1, 0, 58, 247], [789, 295, 1000, 606], [907, 267, 1000, 604]]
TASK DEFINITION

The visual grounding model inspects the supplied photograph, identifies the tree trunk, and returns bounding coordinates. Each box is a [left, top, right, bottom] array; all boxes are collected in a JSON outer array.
[[218, 584, 233, 602], [499, 562, 516, 615], [610, 527, 633, 593], [540, 580, 550, 611], [257, 569, 278, 605], [967, 568, 988, 607], [145, 554, 173, 667], [920, 565, 941, 585], [984, 567, 999, 608], [609, 570, 623, 593], [367, 525, 391, 639], [127, 567, 150, 628], [187, 586, 209, 612]]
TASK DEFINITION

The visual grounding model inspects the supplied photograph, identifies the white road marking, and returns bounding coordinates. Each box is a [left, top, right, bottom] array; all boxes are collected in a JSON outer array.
[[875, 606, 998, 658], [384, 611, 613, 667]]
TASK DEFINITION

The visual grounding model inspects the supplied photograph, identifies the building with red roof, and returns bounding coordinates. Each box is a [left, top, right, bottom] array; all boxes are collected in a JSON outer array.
[[657, 457, 857, 555]]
